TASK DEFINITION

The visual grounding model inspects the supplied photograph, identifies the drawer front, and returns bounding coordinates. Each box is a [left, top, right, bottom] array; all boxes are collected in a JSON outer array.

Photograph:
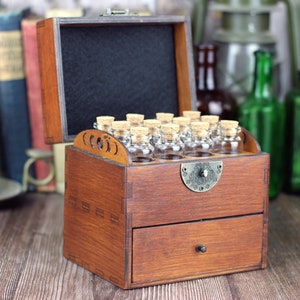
[[127, 154, 269, 227], [132, 214, 264, 284]]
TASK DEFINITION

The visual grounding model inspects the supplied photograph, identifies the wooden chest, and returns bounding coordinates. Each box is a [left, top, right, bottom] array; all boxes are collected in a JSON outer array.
[[37, 15, 269, 289]]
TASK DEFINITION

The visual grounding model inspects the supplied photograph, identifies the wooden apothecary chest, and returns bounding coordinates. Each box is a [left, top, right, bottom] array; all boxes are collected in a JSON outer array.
[[37, 15, 269, 289]]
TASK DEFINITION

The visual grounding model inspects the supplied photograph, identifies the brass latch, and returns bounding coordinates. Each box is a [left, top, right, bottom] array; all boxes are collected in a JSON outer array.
[[180, 161, 223, 192], [101, 8, 138, 16]]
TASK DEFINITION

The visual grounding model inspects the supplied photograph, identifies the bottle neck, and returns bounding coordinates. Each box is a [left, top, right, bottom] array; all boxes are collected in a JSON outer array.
[[221, 12, 270, 34], [196, 44, 218, 91], [161, 132, 179, 141], [252, 50, 274, 99], [131, 135, 149, 144], [192, 129, 209, 139], [147, 127, 160, 136]]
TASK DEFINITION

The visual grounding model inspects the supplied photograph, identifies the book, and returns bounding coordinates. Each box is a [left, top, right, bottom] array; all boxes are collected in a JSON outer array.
[[44, 8, 84, 18], [21, 14, 55, 192], [0, 8, 32, 184]]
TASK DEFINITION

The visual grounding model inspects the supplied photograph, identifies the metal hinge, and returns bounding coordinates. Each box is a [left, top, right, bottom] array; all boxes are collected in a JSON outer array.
[[101, 8, 139, 16]]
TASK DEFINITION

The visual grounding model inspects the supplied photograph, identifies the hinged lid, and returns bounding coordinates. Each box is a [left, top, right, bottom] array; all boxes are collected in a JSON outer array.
[[37, 15, 196, 144]]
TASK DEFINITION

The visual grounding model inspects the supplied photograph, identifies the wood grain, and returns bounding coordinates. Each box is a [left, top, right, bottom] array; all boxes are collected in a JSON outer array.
[[37, 16, 196, 144], [0, 192, 300, 299], [63, 144, 268, 288], [132, 215, 264, 283], [127, 154, 269, 227], [37, 18, 63, 144], [174, 21, 194, 114], [73, 130, 131, 166]]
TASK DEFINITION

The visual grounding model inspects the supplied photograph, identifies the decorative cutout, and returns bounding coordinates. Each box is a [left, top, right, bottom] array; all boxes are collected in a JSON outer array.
[[82, 132, 88, 145], [81, 201, 90, 213], [73, 130, 132, 166], [106, 139, 111, 153], [96, 208, 105, 218], [90, 135, 95, 148], [97, 137, 103, 150], [113, 142, 118, 155]]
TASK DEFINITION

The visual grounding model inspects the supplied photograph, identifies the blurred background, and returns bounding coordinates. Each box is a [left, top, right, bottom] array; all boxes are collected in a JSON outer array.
[[1, 0, 294, 102], [1, 0, 299, 199]]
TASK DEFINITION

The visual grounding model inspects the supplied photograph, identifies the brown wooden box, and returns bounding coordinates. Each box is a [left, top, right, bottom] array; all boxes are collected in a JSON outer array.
[[37, 15, 269, 289], [37, 15, 196, 144]]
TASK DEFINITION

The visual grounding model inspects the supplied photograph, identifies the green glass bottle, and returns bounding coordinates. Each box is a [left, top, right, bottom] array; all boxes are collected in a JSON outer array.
[[283, 0, 300, 193], [284, 79, 300, 192], [239, 49, 285, 198]]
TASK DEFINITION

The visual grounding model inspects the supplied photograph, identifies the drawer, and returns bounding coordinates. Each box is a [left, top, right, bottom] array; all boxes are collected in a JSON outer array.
[[132, 214, 264, 284], [128, 154, 269, 227]]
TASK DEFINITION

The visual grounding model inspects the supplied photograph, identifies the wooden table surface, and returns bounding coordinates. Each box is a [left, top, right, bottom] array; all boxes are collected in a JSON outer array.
[[0, 192, 299, 300]]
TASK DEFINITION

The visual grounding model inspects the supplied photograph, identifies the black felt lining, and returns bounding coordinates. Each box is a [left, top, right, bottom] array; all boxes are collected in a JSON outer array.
[[60, 24, 179, 136]]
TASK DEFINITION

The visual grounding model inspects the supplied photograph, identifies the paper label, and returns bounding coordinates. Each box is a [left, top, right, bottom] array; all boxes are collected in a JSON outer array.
[[0, 30, 25, 81]]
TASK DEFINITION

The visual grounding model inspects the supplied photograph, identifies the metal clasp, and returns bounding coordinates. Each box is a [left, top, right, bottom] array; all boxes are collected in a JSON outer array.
[[180, 161, 223, 192], [101, 8, 137, 16]]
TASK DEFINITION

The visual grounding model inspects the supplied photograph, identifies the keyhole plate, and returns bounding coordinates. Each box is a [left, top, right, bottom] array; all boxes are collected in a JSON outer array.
[[180, 161, 223, 192]]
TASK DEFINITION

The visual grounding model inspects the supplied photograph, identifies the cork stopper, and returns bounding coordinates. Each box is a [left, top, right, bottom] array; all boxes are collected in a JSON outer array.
[[220, 120, 239, 137], [143, 119, 161, 135], [220, 120, 239, 129], [191, 121, 209, 131], [130, 126, 149, 143], [96, 115, 115, 125], [156, 112, 174, 123], [130, 126, 149, 136], [201, 115, 219, 131], [111, 120, 130, 131], [161, 123, 179, 134], [126, 113, 144, 124], [201, 115, 219, 124], [94, 115, 115, 131], [182, 110, 201, 120], [160, 124, 179, 140], [143, 119, 161, 128], [173, 116, 191, 126], [191, 121, 210, 138]]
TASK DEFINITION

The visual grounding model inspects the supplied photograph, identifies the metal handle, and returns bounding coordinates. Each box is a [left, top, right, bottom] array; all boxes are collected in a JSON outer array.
[[101, 8, 138, 16], [195, 244, 207, 253]]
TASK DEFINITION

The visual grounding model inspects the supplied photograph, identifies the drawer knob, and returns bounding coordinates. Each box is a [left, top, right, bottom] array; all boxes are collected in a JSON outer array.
[[199, 168, 208, 178], [195, 244, 207, 253]]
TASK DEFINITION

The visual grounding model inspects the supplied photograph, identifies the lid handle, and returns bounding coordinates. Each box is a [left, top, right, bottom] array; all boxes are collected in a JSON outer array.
[[101, 8, 137, 16]]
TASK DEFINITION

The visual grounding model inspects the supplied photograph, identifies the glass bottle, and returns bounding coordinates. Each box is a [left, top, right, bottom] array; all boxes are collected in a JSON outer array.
[[154, 123, 185, 160], [143, 119, 161, 146], [111, 120, 131, 148], [172, 116, 191, 144], [195, 43, 238, 120], [284, 75, 300, 193], [282, 0, 300, 193], [201, 115, 220, 143], [127, 126, 154, 163], [239, 49, 285, 198], [93, 115, 115, 133], [214, 120, 243, 154], [185, 121, 213, 157]]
